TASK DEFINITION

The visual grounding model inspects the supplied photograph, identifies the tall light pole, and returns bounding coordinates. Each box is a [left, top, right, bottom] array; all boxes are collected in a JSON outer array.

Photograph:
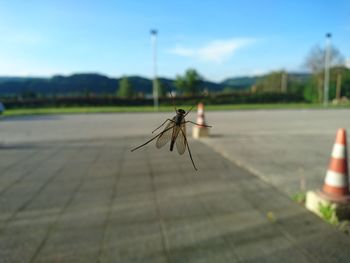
[[323, 33, 331, 106], [150, 29, 159, 111]]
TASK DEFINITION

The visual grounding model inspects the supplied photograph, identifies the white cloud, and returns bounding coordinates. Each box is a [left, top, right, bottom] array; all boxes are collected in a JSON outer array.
[[168, 38, 255, 63], [346, 59, 350, 68], [169, 46, 194, 57], [250, 68, 266, 76]]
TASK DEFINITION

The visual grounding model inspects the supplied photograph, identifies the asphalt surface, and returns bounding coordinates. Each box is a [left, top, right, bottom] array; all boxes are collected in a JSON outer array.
[[1, 137, 350, 263], [1, 109, 350, 195], [1, 109, 350, 262]]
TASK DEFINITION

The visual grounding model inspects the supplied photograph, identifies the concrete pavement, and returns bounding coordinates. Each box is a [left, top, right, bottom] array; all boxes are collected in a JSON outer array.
[[201, 109, 350, 196], [1, 136, 350, 262], [1, 109, 350, 196]]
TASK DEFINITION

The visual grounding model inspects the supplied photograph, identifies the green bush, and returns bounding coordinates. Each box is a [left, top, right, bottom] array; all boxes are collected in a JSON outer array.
[[2, 91, 306, 109]]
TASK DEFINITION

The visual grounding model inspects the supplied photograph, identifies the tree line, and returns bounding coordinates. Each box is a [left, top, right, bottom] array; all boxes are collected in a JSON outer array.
[[117, 69, 203, 98], [118, 43, 350, 103], [1, 43, 349, 104]]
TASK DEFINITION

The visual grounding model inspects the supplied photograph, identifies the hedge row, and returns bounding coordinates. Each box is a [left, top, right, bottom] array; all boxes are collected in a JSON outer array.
[[2, 92, 305, 109]]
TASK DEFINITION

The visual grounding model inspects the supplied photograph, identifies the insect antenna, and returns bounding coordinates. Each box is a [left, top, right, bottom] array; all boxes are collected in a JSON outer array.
[[169, 91, 178, 113], [184, 104, 195, 117], [184, 93, 205, 117]]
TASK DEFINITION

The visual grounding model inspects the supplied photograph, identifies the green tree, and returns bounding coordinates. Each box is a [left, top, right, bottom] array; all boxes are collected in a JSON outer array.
[[175, 69, 203, 95], [303, 77, 320, 102], [330, 66, 350, 100], [155, 78, 166, 98], [287, 75, 309, 97], [339, 67, 350, 98], [255, 71, 286, 93], [223, 86, 235, 94], [304, 45, 345, 102], [117, 76, 134, 98]]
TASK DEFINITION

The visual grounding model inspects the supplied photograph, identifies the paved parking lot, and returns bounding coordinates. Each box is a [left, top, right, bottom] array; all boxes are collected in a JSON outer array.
[[1, 109, 350, 197], [1, 134, 350, 262]]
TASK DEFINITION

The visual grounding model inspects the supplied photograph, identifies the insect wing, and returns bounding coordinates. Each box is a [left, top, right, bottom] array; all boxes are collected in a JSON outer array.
[[176, 121, 187, 155], [156, 120, 174, 149]]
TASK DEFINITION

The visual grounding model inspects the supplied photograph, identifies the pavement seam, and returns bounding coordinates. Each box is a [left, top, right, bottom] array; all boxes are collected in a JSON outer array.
[[28, 141, 105, 263], [0, 144, 81, 232], [199, 139, 350, 262], [0, 145, 64, 197], [241, 192, 319, 263], [200, 139, 272, 183], [146, 147, 172, 263], [0, 166, 65, 232], [199, 138, 310, 202], [96, 144, 126, 263], [180, 161, 242, 263], [0, 145, 43, 177], [197, 141, 321, 261]]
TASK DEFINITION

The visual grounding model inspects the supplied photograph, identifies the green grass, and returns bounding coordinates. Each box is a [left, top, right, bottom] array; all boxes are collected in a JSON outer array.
[[291, 192, 306, 204], [205, 103, 350, 110], [2, 103, 350, 117], [3, 106, 167, 116], [319, 202, 338, 225]]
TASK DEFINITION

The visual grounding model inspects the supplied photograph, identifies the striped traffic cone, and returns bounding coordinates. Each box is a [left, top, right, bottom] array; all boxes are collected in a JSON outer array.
[[321, 128, 350, 201], [192, 103, 209, 139], [197, 103, 206, 125], [306, 128, 350, 219]]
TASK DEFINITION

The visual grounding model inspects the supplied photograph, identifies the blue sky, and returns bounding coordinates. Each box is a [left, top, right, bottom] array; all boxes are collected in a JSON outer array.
[[0, 0, 349, 82]]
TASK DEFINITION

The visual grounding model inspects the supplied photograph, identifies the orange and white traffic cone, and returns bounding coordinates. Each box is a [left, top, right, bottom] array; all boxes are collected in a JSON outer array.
[[306, 128, 350, 220], [196, 102, 206, 126], [321, 128, 350, 202], [192, 103, 209, 139]]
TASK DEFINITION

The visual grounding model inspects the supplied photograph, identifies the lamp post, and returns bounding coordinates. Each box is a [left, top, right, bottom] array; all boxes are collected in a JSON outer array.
[[323, 33, 331, 106], [150, 29, 158, 111]]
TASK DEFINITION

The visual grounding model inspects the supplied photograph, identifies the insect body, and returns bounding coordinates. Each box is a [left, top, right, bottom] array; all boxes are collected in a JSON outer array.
[[131, 106, 211, 171]]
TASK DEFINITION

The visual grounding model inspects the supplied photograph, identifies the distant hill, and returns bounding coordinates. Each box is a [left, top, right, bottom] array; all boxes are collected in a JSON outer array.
[[0, 74, 117, 95], [221, 76, 262, 88], [286, 73, 312, 83], [221, 73, 312, 89], [0, 73, 238, 96], [0, 72, 312, 96], [0, 77, 40, 84]]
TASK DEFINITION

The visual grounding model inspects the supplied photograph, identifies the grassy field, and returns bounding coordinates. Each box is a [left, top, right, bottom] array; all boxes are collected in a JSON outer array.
[[2, 103, 350, 117]]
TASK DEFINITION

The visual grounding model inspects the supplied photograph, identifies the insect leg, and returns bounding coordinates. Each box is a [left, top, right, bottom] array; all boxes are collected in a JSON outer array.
[[180, 127, 198, 171], [131, 125, 175, 152], [152, 119, 175, 134], [185, 121, 212, 128]]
